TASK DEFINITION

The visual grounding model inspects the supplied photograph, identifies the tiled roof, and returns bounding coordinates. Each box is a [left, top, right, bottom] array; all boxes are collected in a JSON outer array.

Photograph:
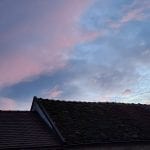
[[0, 111, 59, 149], [37, 98, 150, 145]]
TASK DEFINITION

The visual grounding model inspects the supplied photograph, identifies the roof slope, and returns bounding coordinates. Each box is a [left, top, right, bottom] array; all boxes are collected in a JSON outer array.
[[37, 98, 150, 145], [0, 111, 59, 149]]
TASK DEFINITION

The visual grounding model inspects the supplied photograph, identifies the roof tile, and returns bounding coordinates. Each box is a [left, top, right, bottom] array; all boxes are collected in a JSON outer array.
[[0, 111, 59, 149], [38, 98, 150, 145]]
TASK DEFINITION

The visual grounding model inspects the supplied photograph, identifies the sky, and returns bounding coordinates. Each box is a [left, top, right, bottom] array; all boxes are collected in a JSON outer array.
[[0, 0, 150, 110]]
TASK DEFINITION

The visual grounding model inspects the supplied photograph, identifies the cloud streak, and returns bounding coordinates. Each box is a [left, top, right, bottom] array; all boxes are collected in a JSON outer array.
[[109, 0, 150, 28], [0, 0, 99, 89]]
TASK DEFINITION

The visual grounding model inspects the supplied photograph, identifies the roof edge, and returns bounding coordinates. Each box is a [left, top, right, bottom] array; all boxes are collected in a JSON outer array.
[[32, 97, 66, 144], [30, 96, 37, 111], [31, 97, 150, 106]]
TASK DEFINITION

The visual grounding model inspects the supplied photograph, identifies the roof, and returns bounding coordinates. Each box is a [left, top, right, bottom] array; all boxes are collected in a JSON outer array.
[[0, 111, 59, 149], [36, 98, 150, 145]]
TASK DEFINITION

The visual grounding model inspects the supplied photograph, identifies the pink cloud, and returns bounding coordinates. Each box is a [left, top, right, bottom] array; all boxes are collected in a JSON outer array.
[[109, 0, 150, 29], [0, 52, 65, 88], [121, 8, 145, 23], [0, 0, 100, 89], [0, 97, 17, 110], [41, 86, 63, 99], [0, 97, 32, 110]]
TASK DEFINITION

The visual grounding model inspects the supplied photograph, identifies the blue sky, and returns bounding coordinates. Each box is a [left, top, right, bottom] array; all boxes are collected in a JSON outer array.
[[0, 0, 150, 110]]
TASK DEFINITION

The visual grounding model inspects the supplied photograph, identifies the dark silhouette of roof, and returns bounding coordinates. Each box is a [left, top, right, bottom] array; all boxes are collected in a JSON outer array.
[[0, 111, 59, 149], [37, 98, 150, 145]]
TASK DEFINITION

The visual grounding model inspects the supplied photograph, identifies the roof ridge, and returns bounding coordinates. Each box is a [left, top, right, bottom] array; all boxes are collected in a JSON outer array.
[[35, 97, 150, 106]]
